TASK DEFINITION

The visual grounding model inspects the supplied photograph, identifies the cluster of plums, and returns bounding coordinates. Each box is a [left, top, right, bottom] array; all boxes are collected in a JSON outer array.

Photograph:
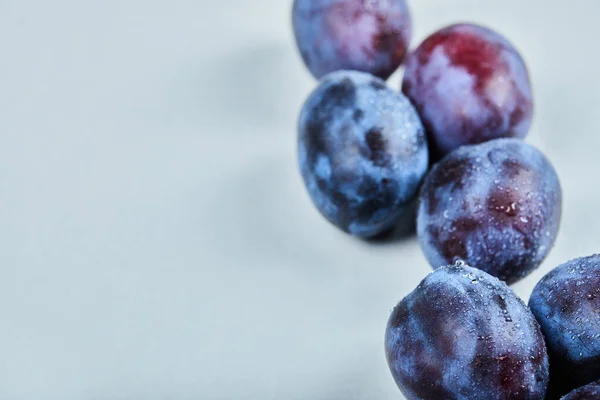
[[292, 1, 597, 399]]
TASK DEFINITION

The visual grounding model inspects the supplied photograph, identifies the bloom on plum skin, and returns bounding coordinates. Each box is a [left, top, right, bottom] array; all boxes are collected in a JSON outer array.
[[529, 255, 600, 398], [417, 139, 562, 284], [298, 70, 428, 238], [385, 262, 549, 400], [293, 0, 412, 80], [561, 381, 600, 400], [402, 23, 533, 159]]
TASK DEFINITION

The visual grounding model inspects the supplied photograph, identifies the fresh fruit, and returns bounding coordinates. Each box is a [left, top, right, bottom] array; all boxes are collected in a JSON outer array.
[[402, 23, 533, 159], [417, 139, 561, 284], [292, 0, 412, 80], [529, 255, 600, 398], [385, 261, 549, 400], [562, 381, 600, 400], [298, 70, 428, 238]]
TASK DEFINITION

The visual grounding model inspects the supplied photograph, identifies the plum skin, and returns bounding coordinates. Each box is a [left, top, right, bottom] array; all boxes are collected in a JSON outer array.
[[417, 138, 562, 284], [292, 0, 412, 80], [562, 381, 600, 400], [385, 262, 549, 400], [529, 255, 600, 398], [298, 71, 428, 238], [402, 23, 533, 159]]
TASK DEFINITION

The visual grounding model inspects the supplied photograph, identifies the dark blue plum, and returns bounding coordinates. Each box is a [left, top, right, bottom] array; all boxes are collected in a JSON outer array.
[[385, 262, 549, 400], [298, 71, 428, 238], [529, 255, 600, 398], [562, 381, 600, 400], [292, 0, 412, 80], [417, 139, 562, 284], [402, 23, 533, 159]]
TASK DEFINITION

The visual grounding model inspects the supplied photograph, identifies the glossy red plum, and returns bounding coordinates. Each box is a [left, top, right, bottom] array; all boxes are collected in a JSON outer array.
[[385, 262, 549, 400], [293, 0, 412, 79], [402, 23, 533, 158]]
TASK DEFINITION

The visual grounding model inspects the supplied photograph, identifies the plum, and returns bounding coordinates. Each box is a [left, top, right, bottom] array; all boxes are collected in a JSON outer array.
[[417, 139, 561, 284], [529, 255, 600, 398], [402, 23, 533, 159], [293, 0, 412, 79], [385, 262, 549, 399], [298, 71, 428, 238], [562, 381, 600, 400]]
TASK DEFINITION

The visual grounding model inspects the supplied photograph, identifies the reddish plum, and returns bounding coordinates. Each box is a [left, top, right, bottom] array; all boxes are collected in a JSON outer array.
[[402, 23, 533, 158]]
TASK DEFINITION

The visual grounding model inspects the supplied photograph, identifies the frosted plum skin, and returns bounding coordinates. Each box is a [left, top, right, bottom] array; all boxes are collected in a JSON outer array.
[[529, 256, 600, 398], [298, 71, 428, 238], [385, 263, 549, 400], [562, 381, 600, 400], [402, 23, 533, 159], [292, 0, 412, 79], [417, 139, 562, 284]]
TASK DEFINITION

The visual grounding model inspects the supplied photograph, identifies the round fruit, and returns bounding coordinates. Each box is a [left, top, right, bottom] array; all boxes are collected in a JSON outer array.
[[529, 255, 600, 398], [292, 0, 412, 80], [298, 70, 428, 238], [402, 23, 533, 159], [417, 139, 561, 284], [562, 381, 600, 400], [385, 262, 549, 400]]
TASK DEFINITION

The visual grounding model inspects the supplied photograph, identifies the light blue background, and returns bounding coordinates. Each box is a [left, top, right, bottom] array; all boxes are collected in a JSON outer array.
[[0, 0, 598, 398]]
